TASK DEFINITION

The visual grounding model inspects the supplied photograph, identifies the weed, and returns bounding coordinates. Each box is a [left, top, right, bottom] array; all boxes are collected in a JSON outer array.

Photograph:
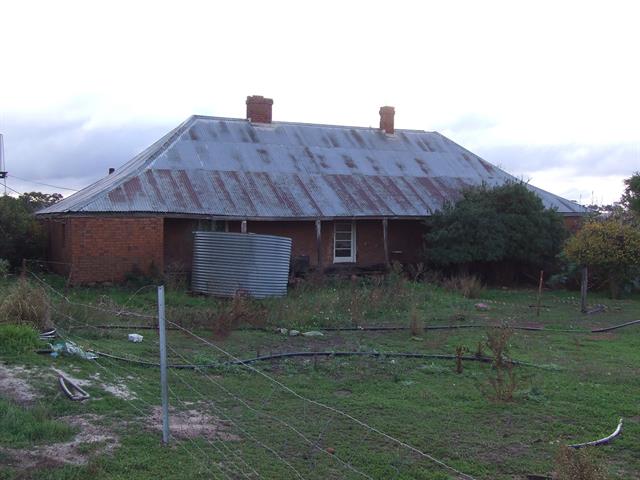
[[0, 279, 52, 330], [443, 275, 484, 299], [554, 446, 608, 480], [474, 341, 484, 358], [213, 293, 267, 338], [454, 345, 468, 373], [164, 261, 189, 291], [0, 324, 41, 355], [484, 324, 517, 402], [387, 261, 408, 297], [347, 284, 366, 327], [406, 262, 426, 282], [409, 304, 423, 336]]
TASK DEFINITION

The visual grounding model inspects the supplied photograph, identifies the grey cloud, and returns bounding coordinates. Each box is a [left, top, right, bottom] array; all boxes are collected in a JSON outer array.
[[2, 116, 174, 192], [476, 143, 640, 178]]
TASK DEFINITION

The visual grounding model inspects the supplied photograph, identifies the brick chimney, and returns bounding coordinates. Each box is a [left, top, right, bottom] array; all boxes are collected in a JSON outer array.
[[379, 106, 395, 134], [246, 95, 273, 123]]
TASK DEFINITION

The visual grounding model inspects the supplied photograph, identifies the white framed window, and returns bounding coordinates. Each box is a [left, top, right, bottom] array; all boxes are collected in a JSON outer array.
[[334, 221, 356, 263]]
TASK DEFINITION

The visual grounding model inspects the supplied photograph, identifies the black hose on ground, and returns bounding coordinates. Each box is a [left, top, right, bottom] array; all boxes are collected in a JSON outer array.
[[590, 319, 640, 333], [69, 319, 640, 335], [37, 348, 549, 370]]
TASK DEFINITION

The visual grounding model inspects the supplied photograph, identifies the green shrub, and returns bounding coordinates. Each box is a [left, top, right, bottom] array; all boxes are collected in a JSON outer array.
[[423, 182, 567, 277], [565, 219, 640, 298], [0, 258, 9, 278], [0, 324, 40, 355], [0, 195, 46, 268]]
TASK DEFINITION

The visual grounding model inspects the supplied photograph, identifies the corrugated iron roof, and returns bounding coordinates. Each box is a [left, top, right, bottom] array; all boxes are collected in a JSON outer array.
[[37, 115, 588, 217]]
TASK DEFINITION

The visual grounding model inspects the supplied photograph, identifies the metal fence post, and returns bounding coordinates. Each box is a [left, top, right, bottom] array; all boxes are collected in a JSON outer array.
[[158, 285, 170, 444]]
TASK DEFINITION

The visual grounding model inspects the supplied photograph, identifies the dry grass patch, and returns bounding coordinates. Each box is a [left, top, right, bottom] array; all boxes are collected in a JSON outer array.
[[0, 279, 52, 330]]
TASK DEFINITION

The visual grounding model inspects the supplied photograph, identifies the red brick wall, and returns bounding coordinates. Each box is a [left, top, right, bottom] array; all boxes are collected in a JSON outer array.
[[45, 216, 163, 284], [388, 220, 427, 264], [45, 219, 73, 276], [44, 216, 428, 282], [248, 219, 425, 270], [164, 218, 198, 271]]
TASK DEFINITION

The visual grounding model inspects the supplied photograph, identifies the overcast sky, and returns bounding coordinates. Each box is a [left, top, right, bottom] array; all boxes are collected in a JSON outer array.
[[1, 0, 638, 205]]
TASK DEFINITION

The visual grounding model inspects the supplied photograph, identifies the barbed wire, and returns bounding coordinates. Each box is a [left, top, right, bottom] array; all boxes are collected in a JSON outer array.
[[29, 270, 157, 320], [167, 320, 477, 480], [50, 325, 229, 478], [50, 302, 309, 479]]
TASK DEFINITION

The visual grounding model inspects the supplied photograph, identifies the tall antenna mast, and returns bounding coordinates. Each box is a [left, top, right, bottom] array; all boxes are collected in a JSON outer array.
[[0, 134, 7, 196]]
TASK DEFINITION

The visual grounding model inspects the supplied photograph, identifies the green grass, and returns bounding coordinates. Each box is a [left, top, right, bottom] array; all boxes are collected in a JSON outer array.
[[0, 398, 76, 448], [1, 275, 639, 479], [0, 324, 41, 356]]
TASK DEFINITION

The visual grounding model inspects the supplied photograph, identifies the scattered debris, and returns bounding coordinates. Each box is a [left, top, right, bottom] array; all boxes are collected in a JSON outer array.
[[568, 418, 623, 449], [51, 367, 92, 387], [39, 328, 57, 340], [276, 328, 323, 337], [50, 368, 137, 400], [474, 303, 490, 311], [301, 330, 323, 337], [49, 341, 98, 360], [59, 375, 90, 401], [586, 304, 607, 315], [127, 333, 144, 343], [150, 406, 240, 441]]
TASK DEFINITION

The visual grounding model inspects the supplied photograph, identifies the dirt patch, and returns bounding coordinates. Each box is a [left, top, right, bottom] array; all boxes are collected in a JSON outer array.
[[0, 414, 118, 470], [0, 363, 40, 405], [89, 373, 137, 400], [150, 406, 240, 441]]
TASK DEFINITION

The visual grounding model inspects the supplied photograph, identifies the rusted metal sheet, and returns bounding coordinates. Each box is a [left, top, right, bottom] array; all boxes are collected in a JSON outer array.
[[38, 116, 588, 217], [192, 231, 291, 298]]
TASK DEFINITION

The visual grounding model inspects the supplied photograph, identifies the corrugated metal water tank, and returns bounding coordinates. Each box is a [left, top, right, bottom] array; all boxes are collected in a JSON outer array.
[[192, 231, 292, 298]]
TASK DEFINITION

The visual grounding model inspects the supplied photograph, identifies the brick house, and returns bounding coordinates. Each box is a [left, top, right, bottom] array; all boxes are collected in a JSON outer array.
[[37, 96, 587, 284]]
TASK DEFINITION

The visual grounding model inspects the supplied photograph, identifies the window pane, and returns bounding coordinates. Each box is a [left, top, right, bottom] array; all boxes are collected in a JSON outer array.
[[335, 249, 352, 258], [335, 232, 351, 241], [336, 223, 352, 233], [335, 240, 351, 249]]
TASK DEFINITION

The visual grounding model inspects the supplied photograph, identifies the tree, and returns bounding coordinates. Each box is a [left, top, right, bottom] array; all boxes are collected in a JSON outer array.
[[423, 182, 567, 281], [564, 219, 640, 298], [0, 195, 46, 268], [621, 172, 640, 217], [18, 191, 63, 213]]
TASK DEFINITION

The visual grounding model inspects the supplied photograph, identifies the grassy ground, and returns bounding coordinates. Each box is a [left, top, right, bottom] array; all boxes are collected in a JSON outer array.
[[1, 274, 639, 479]]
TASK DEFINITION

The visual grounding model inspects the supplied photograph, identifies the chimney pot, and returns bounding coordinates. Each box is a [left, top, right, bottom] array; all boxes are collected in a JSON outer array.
[[379, 106, 395, 134], [108, 167, 115, 175], [246, 95, 274, 123]]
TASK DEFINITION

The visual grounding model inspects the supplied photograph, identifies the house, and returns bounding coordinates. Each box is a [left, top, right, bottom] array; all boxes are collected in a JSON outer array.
[[36, 96, 587, 284]]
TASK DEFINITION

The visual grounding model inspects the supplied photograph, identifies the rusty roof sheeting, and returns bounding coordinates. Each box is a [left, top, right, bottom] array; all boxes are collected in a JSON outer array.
[[38, 116, 588, 217]]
